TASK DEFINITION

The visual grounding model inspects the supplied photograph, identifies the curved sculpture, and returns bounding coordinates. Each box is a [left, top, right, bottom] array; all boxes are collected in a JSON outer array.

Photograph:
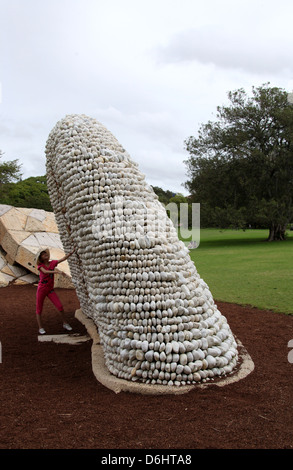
[[45, 114, 238, 387]]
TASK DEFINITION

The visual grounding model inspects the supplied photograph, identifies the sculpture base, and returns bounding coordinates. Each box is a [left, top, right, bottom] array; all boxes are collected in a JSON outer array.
[[75, 309, 254, 395]]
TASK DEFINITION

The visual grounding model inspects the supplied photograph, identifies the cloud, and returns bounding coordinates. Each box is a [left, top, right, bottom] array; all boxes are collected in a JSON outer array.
[[91, 106, 188, 193], [94, 106, 184, 146], [155, 26, 293, 76], [0, 116, 50, 177], [1, 0, 293, 197]]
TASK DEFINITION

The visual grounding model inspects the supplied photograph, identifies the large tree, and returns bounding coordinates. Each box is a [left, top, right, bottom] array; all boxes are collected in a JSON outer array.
[[184, 84, 293, 241]]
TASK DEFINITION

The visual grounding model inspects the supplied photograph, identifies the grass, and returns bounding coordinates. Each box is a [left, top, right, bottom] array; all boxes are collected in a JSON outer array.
[[180, 228, 293, 315]]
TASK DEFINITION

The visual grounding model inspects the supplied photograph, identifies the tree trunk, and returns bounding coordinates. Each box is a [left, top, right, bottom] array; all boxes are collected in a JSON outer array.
[[267, 223, 287, 241]]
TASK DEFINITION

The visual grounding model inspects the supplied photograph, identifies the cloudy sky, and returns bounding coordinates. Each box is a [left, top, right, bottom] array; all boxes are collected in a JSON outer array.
[[1, 0, 293, 195]]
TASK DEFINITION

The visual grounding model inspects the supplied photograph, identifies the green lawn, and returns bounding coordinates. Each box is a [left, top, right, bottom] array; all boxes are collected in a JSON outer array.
[[182, 228, 293, 315]]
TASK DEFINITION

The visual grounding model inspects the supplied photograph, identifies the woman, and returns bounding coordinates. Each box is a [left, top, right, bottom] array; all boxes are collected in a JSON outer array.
[[35, 247, 75, 335]]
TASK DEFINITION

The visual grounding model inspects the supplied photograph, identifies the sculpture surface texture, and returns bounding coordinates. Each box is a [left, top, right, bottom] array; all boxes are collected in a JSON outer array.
[[45, 114, 238, 387]]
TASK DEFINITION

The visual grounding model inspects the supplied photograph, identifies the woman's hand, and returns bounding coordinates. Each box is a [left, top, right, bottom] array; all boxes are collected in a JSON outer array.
[[55, 269, 66, 276]]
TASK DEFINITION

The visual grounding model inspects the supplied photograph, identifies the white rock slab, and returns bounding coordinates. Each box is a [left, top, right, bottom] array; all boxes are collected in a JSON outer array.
[[21, 234, 40, 247], [0, 250, 6, 270], [29, 208, 47, 222], [0, 271, 14, 287], [16, 273, 39, 284], [38, 333, 91, 344], [34, 232, 58, 247], [0, 205, 74, 289], [0, 205, 12, 217]]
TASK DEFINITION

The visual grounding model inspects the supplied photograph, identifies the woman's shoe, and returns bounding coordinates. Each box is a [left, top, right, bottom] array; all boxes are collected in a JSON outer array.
[[63, 323, 72, 331], [39, 328, 46, 335]]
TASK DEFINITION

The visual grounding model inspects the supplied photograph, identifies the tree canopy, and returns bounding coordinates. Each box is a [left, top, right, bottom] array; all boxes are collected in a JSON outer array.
[[0, 150, 22, 185], [184, 84, 293, 240], [151, 186, 175, 205], [0, 175, 53, 211]]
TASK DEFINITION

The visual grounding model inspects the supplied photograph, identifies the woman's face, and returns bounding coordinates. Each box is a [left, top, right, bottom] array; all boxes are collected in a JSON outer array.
[[40, 251, 49, 263]]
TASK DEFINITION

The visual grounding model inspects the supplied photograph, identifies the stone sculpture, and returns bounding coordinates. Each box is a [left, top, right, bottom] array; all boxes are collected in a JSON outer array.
[[45, 114, 238, 387]]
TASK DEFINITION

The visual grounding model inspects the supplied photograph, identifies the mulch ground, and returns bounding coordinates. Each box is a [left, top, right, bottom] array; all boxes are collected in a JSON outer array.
[[0, 284, 293, 451]]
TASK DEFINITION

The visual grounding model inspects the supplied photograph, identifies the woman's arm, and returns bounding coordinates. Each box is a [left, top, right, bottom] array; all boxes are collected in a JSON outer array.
[[39, 267, 65, 275], [57, 248, 76, 264]]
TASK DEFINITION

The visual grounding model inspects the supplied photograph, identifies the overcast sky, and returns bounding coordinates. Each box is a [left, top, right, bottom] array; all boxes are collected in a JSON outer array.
[[1, 0, 293, 195]]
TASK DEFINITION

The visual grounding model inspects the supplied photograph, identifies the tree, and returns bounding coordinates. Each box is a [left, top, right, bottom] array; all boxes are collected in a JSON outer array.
[[151, 186, 175, 205], [0, 150, 22, 185], [184, 84, 293, 240], [168, 193, 189, 228], [0, 176, 52, 211]]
